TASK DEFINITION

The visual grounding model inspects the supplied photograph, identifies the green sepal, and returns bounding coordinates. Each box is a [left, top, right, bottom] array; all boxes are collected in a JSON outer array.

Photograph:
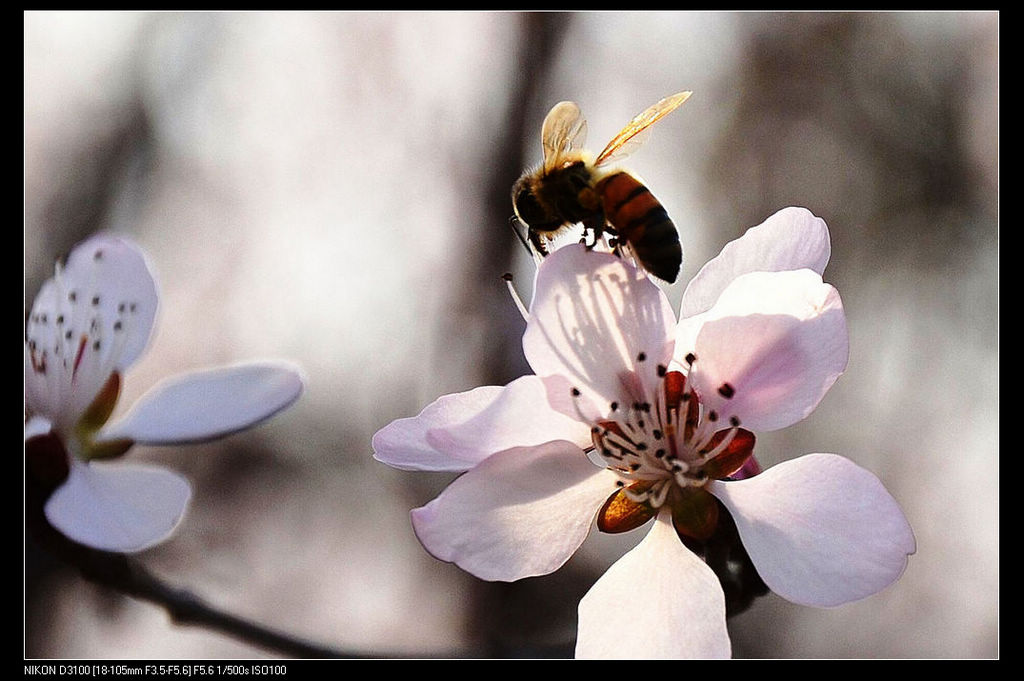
[[77, 372, 121, 432], [75, 372, 134, 460], [669, 486, 719, 542], [82, 437, 134, 460]]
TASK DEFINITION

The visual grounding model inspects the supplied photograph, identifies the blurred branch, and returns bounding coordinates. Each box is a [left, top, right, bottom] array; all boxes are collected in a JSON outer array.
[[463, 11, 576, 388], [25, 465, 351, 659], [27, 463, 567, 659], [73, 551, 348, 659], [459, 12, 590, 658], [26, 525, 575, 659]]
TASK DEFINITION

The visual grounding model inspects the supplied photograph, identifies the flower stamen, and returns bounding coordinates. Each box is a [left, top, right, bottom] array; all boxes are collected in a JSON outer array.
[[699, 419, 740, 464], [71, 334, 88, 383], [502, 273, 530, 322], [589, 355, 755, 534]]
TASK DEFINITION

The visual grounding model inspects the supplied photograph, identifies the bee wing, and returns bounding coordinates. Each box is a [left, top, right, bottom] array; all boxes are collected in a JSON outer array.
[[593, 91, 692, 167], [541, 100, 588, 172]]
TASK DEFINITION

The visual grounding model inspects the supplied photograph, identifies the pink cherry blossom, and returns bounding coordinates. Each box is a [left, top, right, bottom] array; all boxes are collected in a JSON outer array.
[[373, 207, 915, 659], [25, 234, 304, 553]]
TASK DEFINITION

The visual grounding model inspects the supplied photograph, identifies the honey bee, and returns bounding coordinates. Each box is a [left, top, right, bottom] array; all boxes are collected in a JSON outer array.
[[511, 91, 691, 283]]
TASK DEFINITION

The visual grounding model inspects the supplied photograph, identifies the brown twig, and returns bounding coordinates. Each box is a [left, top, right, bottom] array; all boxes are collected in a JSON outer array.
[[24, 452, 356, 659]]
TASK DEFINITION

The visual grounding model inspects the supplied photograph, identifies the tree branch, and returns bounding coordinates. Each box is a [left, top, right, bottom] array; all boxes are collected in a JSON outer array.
[[25, 465, 361, 658]]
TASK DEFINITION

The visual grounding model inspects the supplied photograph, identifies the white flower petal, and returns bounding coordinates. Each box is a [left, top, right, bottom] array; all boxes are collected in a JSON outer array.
[[426, 375, 592, 465], [523, 244, 677, 419], [57, 234, 160, 370], [681, 269, 848, 432], [410, 440, 619, 581], [97, 362, 303, 445], [681, 207, 831, 319], [708, 453, 916, 608], [44, 459, 192, 553], [26, 235, 159, 429], [372, 384, 506, 472], [576, 511, 731, 659]]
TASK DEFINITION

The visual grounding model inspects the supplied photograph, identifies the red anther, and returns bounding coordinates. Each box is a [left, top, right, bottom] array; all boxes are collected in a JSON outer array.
[[597, 483, 657, 534], [701, 428, 756, 480], [664, 370, 686, 411]]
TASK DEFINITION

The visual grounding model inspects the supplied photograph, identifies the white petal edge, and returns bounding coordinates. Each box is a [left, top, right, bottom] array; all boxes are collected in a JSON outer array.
[[97, 361, 303, 445], [680, 269, 848, 432], [523, 244, 677, 420], [426, 375, 593, 466], [576, 510, 731, 659], [410, 440, 620, 582], [708, 453, 916, 608], [680, 207, 831, 319], [372, 384, 506, 472], [44, 459, 192, 553]]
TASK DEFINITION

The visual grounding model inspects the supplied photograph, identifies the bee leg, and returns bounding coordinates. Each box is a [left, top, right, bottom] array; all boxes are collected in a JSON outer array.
[[608, 236, 622, 257], [528, 228, 550, 257], [581, 215, 606, 251], [509, 216, 535, 257]]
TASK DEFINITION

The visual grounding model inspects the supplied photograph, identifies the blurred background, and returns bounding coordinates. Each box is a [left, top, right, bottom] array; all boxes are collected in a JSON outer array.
[[25, 11, 998, 659]]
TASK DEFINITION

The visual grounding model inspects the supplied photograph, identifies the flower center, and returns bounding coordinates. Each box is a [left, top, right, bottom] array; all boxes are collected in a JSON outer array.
[[580, 354, 756, 540]]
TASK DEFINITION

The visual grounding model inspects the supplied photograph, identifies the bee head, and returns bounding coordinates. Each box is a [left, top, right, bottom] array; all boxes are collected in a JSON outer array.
[[511, 175, 545, 229]]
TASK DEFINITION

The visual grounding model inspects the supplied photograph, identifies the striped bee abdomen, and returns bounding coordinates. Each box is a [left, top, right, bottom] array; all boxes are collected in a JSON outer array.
[[597, 172, 682, 283]]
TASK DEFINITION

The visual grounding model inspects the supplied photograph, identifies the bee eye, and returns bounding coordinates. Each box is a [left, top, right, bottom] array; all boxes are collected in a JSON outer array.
[[512, 184, 544, 227]]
